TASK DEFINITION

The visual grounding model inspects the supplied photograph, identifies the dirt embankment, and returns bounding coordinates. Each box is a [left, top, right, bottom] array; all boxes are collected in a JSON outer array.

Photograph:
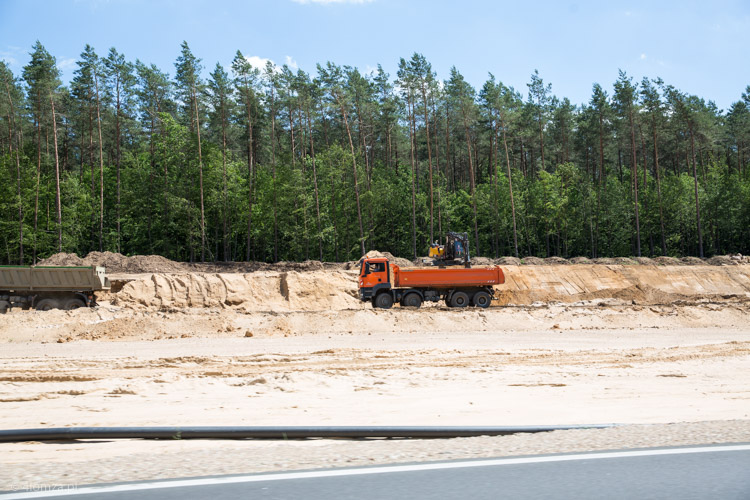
[[105, 264, 750, 313], [113, 271, 362, 311]]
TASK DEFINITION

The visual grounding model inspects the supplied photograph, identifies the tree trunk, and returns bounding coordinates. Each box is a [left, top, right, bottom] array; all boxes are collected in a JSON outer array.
[[306, 102, 323, 260], [245, 92, 255, 262], [500, 112, 519, 258], [337, 93, 366, 257], [690, 128, 704, 257], [629, 110, 641, 256], [538, 109, 545, 172], [193, 86, 206, 262], [407, 94, 417, 259], [420, 85, 434, 243], [461, 106, 480, 254], [33, 116, 40, 263], [270, 86, 278, 261], [220, 95, 228, 261], [652, 121, 667, 255], [115, 77, 122, 253], [94, 70, 105, 252], [50, 94, 62, 252], [4, 77, 23, 263]]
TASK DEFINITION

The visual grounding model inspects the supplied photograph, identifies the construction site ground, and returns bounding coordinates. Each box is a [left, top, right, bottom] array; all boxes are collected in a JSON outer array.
[[1, 253, 750, 487]]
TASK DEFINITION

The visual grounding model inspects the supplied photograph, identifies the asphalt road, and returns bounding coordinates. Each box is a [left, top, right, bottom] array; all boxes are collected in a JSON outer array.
[[3, 444, 750, 499]]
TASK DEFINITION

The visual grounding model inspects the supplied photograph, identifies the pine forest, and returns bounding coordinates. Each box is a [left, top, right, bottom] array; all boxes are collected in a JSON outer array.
[[1, 41, 749, 265]]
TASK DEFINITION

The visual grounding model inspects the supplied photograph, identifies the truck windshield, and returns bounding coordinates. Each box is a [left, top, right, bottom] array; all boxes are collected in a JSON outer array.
[[362, 261, 385, 276]]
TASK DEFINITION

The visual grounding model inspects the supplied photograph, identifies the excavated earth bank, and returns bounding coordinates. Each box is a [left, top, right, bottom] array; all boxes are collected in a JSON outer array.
[[106, 264, 750, 313]]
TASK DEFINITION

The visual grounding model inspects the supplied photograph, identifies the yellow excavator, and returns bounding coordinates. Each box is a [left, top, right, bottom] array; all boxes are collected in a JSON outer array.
[[428, 232, 472, 268]]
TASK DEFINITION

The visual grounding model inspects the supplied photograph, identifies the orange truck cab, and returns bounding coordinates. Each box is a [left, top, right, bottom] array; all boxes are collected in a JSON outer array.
[[358, 257, 504, 309]]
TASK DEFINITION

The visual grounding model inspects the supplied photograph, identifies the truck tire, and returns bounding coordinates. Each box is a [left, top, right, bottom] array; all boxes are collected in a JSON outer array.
[[374, 292, 394, 309], [472, 291, 492, 308], [401, 293, 422, 309], [0, 300, 9, 314], [35, 298, 61, 311], [63, 297, 86, 310], [450, 291, 469, 308]]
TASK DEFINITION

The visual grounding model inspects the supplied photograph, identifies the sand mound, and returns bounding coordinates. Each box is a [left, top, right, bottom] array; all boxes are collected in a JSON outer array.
[[653, 256, 681, 266], [544, 257, 570, 265], [681, 256, 705, 265], [707, 256, 736, 266], [113, 270, 363, 312], [362, 250, 413, 268], [569, 257, 592, 264], [522, 256, 545, 265], [39, 251, 187, 273], [497, 257, 521, 266], [37, 252, 85, 266], [471, 257, 494, 266]]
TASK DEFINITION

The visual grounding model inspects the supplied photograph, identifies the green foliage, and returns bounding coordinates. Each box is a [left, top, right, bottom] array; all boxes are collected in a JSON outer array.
[[1, 42, 749, 264]]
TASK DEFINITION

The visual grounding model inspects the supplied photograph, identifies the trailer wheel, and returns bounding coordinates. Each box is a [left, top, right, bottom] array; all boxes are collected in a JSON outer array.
[[450, 291, 469, 308], [63, 298, 86, 310], [472, 291, 492, 308], [0, 301, 9, 314], [402, 293, 422, 309], [35, 298, 61, 311], [374, 292, 394, 309]]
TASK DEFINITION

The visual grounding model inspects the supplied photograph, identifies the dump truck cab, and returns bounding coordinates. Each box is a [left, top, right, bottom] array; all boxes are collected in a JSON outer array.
[[358, 257, 391, 301]]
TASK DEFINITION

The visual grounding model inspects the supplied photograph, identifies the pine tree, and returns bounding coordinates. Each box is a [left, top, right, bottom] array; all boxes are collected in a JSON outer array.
[[23, 41, 61, 260], [175, 41, 206, 261]]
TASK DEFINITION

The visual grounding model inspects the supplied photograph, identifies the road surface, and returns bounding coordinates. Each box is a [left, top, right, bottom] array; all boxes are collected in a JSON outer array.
[[3, 444, 750, 499]]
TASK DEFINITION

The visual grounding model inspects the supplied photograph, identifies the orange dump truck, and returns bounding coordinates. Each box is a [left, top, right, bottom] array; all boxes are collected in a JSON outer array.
[[358, 257, 504, 309]]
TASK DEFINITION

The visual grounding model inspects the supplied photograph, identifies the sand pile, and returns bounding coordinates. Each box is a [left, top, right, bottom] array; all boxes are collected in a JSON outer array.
[[39, 251, 187, 273], [37, 252, 86, 266], [38, 252, 343, 274], [113, 270, 363, 312]]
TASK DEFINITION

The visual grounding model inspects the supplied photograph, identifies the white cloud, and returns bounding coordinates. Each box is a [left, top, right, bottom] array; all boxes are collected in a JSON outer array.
[[640, 53, 647, 60], [285, 55, 298, 69], [245, 55, 274, 70], [244, 55, 298, 73], [57, 58, 76, 71], [0, 53, 18, 66], [292, 0, 374, 4]]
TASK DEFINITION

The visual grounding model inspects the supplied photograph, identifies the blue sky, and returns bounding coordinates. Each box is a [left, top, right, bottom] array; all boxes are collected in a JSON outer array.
[[1, 0, 748, 110]]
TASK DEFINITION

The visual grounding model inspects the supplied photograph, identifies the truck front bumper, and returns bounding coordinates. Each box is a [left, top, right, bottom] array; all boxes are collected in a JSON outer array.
[[359, 287, 373, 301]]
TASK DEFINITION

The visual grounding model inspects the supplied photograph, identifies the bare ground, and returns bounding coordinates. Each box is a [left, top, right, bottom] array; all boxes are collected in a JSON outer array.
[[1, 262, 750, 487]]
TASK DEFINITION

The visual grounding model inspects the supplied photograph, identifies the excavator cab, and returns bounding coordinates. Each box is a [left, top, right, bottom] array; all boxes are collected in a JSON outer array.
[[430, 232, 472, 268], [358, 258, 390, 301]]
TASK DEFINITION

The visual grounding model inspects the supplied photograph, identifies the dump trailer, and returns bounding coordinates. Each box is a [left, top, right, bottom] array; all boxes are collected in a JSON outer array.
[[358, 257, 504, 309], [0, 265, 110, 313]]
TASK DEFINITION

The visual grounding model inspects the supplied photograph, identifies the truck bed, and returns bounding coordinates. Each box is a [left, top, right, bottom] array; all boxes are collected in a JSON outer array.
[[0, 266, 111, 292], [392, 265, 504, 289]]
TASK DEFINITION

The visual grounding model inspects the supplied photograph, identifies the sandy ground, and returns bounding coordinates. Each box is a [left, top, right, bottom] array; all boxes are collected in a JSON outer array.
[[2, 263, 750, 487]]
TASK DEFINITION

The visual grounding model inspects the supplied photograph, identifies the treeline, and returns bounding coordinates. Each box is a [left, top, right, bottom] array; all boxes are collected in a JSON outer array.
[[1, 41, 749, 265]]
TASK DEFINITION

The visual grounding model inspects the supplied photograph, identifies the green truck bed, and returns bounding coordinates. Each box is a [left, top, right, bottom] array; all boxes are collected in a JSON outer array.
[[0, 265, 111, 292]]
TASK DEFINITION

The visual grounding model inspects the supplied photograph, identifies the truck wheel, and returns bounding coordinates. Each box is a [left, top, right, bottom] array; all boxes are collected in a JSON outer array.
[[402, 293, 422, 309], [35, 298, 61, 311], [374, 292, 394, 309], [450, 291, 469, 308], [0, 301, 9, 314], [63, 298, 86, 310], [472, 291, 492, 308]]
